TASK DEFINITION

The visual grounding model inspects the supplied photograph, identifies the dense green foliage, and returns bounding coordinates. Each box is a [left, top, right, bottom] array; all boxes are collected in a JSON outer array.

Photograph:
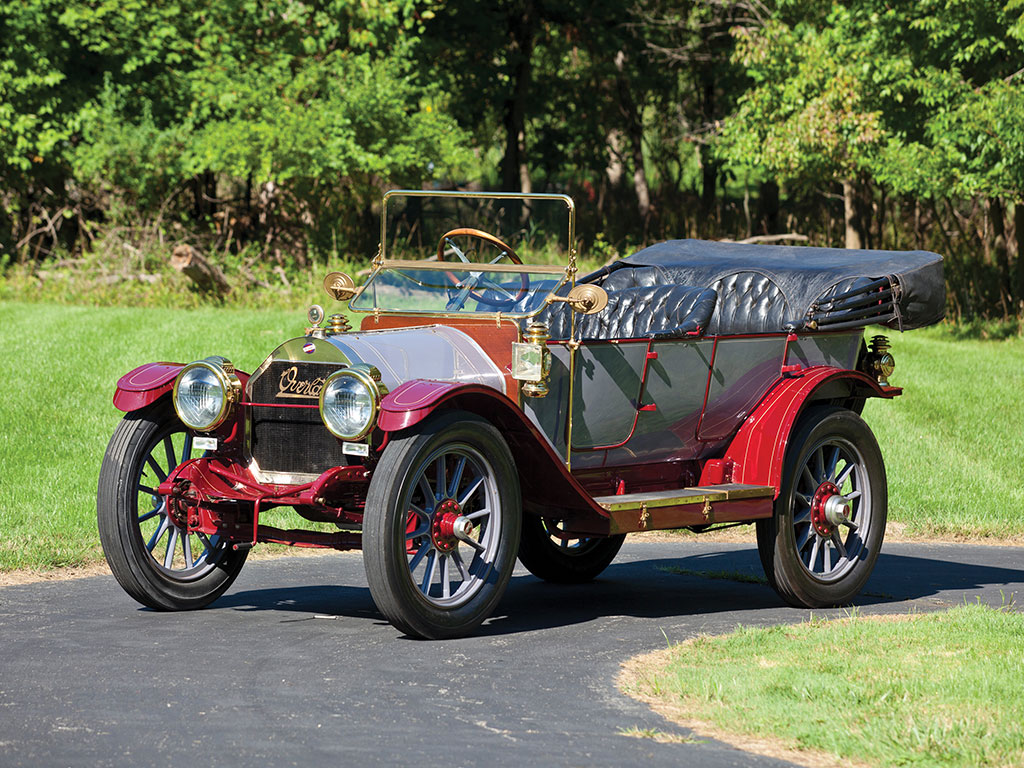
[[2, 1, 1024, 318]]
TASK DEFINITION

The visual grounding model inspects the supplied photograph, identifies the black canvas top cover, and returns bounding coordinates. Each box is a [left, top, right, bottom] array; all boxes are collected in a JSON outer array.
[[591, 239, 944, 333]]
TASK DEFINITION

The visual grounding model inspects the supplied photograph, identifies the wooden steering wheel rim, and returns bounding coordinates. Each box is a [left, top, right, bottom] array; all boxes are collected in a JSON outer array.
[[436, 228, 523, 264], [435, 228, 528, 309]]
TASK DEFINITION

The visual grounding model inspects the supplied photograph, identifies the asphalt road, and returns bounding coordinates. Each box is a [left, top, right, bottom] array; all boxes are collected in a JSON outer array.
[[2, 540, 1022, 768]]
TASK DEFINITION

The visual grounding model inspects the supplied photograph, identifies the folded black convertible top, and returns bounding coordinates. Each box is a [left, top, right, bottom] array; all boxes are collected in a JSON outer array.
[[588, 239, 945, 334]]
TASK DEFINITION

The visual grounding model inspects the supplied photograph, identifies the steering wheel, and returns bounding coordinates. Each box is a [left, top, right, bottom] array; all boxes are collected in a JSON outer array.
[[436, 228, 530, 311]]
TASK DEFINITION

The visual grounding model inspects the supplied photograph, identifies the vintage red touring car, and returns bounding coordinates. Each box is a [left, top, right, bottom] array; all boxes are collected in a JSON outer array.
[[98, 190, 944, 638]]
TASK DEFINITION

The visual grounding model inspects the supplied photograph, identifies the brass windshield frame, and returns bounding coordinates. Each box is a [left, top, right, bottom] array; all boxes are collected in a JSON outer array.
[[378, 189, 577, 275], [350, 190, 578, 320]]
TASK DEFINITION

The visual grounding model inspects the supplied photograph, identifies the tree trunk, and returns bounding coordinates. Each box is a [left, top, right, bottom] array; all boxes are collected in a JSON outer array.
[[605, 129, 625, 187], [698, 70, 719, 233], [501, 3, 534, 196], [171, 244, 231, 296], [759, 181, 780, 234], [842, 178, 871, 249], [611, 51, 651, 232], [1016, 202, 1024, 311], [988, 197, 1011, 315]]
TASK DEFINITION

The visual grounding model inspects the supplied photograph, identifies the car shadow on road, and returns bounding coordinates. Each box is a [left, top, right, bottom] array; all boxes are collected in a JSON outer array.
[[207, 546, 1024, 637]]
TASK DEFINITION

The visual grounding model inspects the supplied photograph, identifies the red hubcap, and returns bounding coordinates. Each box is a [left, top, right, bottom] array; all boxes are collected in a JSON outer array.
[[432, 499, 462, 553], [810, 481, 840, 537]]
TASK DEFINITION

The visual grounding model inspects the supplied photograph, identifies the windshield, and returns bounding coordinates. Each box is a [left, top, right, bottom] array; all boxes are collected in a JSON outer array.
[[351, 263, 566, 315], [352, 191, 575, 317]]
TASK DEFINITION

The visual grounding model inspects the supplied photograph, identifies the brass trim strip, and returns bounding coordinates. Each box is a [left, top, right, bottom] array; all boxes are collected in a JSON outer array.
[[381, 259, 567, 275]]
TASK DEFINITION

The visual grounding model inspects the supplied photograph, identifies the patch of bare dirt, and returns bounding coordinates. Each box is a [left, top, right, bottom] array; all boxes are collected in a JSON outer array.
[[0, 546, 345, 588]]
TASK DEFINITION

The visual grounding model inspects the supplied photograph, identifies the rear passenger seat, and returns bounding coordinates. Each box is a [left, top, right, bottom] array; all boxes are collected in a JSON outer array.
[[597, 265, 791, 336]]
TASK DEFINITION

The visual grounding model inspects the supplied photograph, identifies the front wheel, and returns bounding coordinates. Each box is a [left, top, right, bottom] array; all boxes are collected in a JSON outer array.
[[756, 406, 886, 608], [97, 400, 247, 610], [518, 516, 625, 583], [362, 411, 521, 639]]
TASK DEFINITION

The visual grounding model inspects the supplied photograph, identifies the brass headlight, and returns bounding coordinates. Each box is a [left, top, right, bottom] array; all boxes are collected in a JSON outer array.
[[172, 357, 241, 432], [319, 365, 386, 440]]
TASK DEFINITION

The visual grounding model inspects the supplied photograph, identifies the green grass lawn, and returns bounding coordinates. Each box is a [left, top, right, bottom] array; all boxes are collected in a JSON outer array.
[[621, 604, 1024, 767], [0, 300, 1020, 571], [0, 301, 326, 569], [864, 328, 1024, 538]]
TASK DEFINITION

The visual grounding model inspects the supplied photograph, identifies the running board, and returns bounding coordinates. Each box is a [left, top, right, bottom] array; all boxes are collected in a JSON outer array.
[[592, 484, 776, 534]]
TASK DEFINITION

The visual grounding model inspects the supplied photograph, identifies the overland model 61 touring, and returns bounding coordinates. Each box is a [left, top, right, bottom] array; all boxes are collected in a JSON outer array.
[[98, 190, 944, 639]]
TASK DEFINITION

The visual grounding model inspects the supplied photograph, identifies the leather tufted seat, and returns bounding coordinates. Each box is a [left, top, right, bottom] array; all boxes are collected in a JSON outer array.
[[705, 271, 790, 335], [599, 266, 669, 291], [585, 265, 789, 336], [537, 284, 717, 341]]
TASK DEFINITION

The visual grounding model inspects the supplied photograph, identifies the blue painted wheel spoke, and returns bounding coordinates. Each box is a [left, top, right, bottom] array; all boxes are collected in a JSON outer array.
[[163, 437, 177, 473], [836, 462, 855, 490], [408, 540, 430, 573], [450, 549, 469, 580], [146, 455, 167, 483], [825, 446, 840, 481], [458, 477, 485, 508], [447, 456, 467, 498], [441, 555, 452, 599], [138, 508, 160, 524], [163, 527, 179, 569], [831, 533, 848, 560], [420, 550, 437, 594], [797, 526, 814, 553], [800, 464, 816, 490], [808, 536, 821, 571], [195, 532, 214, 561], [146, 516, 171, 552], [418, 475, 435, 506], [434, 457, 447, 499], [812, 448, 825, 483]]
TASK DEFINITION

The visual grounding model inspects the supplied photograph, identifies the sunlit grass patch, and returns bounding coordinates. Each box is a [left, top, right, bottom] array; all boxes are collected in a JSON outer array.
[[621, 604, 1024, 767]]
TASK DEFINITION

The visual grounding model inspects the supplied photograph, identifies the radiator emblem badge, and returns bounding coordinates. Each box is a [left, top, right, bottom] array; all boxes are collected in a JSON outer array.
[[302, 342, 316, 354], [277, 366, 326, 399]]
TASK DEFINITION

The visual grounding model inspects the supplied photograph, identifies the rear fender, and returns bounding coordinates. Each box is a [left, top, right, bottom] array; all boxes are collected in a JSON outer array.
[[702, 367, 899, 497], [113, 362, 185, 412], [379, 381, 612, 533]]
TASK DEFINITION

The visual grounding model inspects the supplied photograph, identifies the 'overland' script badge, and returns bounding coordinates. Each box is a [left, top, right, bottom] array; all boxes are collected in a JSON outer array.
[[277, 366, 325, 399], [302, 342, 316, 354]]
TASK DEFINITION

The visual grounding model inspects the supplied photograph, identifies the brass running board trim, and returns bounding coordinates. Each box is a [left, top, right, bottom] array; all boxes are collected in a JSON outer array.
[[593, 483, 775, 513]]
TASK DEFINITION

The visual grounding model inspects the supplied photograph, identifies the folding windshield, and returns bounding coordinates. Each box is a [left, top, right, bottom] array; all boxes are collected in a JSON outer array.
[[351, 190, 576, 318]]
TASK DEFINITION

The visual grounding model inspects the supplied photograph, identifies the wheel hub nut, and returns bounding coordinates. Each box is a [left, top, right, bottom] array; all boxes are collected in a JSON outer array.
[[823, 495, 852, 527], [451, 516, 475, 541]]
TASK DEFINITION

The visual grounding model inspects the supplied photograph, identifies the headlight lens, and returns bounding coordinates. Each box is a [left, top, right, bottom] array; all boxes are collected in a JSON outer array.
[[319, 368, 381, 440], [173, 360, 236, 431]]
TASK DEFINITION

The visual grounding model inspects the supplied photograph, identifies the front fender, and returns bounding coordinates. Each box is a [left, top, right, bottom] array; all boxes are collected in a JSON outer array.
[[113, 362, 185, 412], [378, 380, 613, 534], [705, 367, 900, 497]]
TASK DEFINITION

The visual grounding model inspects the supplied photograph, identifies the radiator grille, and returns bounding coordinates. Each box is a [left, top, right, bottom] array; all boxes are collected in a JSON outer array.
[[248, 360, 348, 477]]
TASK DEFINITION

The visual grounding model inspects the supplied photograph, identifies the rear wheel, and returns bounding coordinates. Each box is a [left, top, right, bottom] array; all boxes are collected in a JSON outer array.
[[757, 406, 886, 608], [362, 411, 521, 639], [97, 400, 247, 610], [518, 516, 624, 583]]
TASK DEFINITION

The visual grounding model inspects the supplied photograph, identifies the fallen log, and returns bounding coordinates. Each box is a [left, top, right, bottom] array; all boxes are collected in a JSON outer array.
[[171, 244, 231, 295]]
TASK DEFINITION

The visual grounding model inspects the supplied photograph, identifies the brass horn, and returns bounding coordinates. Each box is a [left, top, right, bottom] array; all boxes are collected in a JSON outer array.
[[323, 272, 357, 301], [547, 284, 608, 315]]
